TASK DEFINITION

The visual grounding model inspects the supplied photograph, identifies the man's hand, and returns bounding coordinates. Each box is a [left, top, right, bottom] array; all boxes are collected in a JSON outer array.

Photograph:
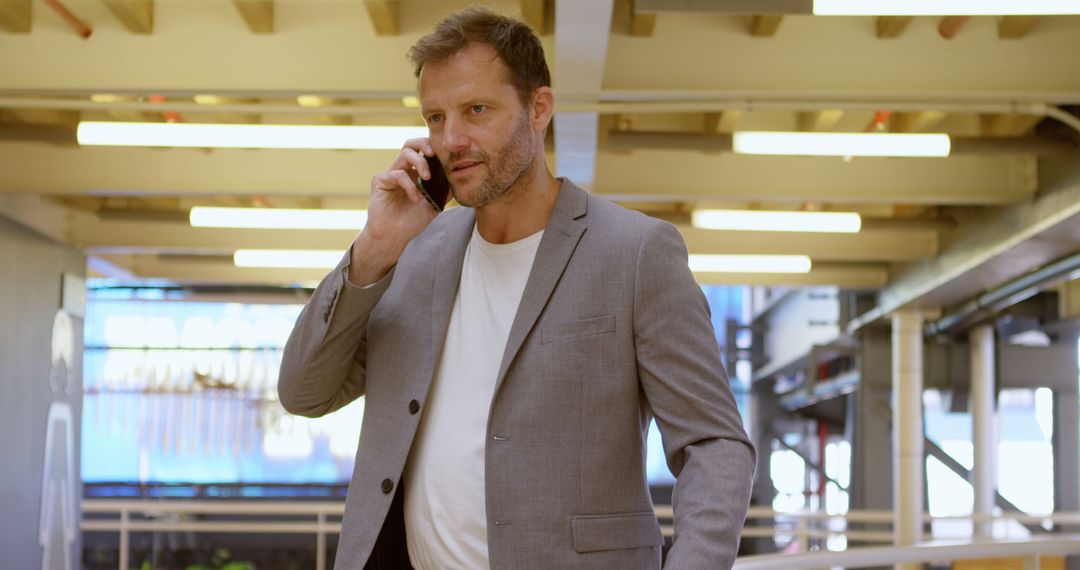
[[349, 138, 441, 286]]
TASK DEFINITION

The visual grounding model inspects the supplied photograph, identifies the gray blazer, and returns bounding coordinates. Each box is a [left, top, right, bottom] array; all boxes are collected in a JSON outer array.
[[279, 180, 755, 569]]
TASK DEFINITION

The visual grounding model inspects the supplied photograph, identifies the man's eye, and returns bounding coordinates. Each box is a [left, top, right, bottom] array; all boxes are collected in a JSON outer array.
[[427, 114, 443, 124], [471, 105, 486, 114]]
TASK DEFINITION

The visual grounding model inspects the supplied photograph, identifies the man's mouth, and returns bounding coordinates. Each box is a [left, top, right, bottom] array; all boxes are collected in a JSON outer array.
[[451, 161, 482, 174]]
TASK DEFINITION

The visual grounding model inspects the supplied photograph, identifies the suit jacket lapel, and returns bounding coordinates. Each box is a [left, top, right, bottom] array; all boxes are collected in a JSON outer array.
[[427, 207, 475, 384], [494, 180, 589, 395]]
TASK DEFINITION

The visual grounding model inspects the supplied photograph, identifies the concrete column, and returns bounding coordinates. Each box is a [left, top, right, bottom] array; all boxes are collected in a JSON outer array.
[[970, 325, 998, 539], [891, 310, 924, 570]]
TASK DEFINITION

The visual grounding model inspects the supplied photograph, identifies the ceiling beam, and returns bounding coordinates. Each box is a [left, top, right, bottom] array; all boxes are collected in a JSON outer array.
[[876, 16, 912, 39], [0, 193, 71, 244], [704, 111, 742, 134], [553, 0, 615, 190], [605, 131, 1071, 157], [980, 113, 1044, 137], [891, 111, 947, 133], [0, 108, 80, 126], [102, 253, 888, 289], [100, 0, 154, 34], [750, 15, 783, 37], [0, 0, 30, 33], [87, 255, 137, 279], [72, 216, 938, 263], [0, 142, 1038, 205], [233, 0, 274, 35], [998, 16, 1038, 39], [363, 0, 398, 36], [101, 254, 329, 285], [679, 226, 936, 262], [851, 161, 1080, 325], [521, 0, 554, 35], [634, 0, 812, 15], [797, 110, 844, 132], [596, 150, 1037, 205], [629, 0, 657, 37], [696, 263, 888, 289]]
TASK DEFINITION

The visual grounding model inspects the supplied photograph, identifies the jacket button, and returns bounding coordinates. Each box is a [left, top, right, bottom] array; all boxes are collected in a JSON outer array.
[[381, 479, 394, 494], [408, 400, 420, 414]]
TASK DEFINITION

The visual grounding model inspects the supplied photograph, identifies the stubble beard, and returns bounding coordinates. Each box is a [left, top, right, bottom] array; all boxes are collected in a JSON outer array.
[[449, 113, 535, 210]]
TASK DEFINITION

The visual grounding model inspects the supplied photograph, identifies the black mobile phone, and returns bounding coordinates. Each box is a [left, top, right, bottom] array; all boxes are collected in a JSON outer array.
[[416, 154, 451, 212]]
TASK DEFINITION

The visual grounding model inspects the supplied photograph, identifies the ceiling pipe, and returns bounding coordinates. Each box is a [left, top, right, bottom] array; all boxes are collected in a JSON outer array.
[[923, 251, 1080, 337], [605, 131, 1077, 156], [43, 0, 92, 39]]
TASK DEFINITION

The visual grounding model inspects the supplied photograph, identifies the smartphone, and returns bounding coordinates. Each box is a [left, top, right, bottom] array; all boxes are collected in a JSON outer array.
[[416, 154, 451, 212]]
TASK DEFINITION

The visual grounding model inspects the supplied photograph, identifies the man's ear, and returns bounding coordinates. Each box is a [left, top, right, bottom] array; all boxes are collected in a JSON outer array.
[[530, 86, 555, 132]]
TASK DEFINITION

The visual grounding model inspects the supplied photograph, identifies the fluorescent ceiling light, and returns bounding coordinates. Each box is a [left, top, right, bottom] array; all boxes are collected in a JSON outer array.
[[692, 210, 861, 233], [236, 250, 814, 273], [813, 0, 1080, 15], [733, 131, 950, 157], [77, 122, 428, 150], [234, 249, 342, 269], [191, 207, 368, 230], [688, 255, 812, 274]]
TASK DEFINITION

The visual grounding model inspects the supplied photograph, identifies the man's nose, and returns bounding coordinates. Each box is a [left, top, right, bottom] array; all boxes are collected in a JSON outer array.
[[442, 118, 469, 153]]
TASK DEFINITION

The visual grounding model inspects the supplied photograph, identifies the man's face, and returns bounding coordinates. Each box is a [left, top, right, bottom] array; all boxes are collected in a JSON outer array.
[[418, 42, 538, 209]]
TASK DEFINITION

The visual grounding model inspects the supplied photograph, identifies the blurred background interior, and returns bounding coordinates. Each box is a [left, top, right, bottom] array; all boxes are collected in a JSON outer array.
[[1, 1, 1079, 569]]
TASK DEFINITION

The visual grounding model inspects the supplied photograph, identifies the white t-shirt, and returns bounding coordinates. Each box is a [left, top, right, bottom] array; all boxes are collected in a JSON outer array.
[[404, 225, 544, 570]]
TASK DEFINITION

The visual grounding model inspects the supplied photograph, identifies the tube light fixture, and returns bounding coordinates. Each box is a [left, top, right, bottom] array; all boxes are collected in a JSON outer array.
[[77, 122, 428, 150], [814, 0, 1080, 15], [234, 250, 814, 274], [692, 210, 862, 233], [233, 250, 343, 269], [733, 131, 950, 157], [191, 207, 368, 230], [688, 255, 813, 274]]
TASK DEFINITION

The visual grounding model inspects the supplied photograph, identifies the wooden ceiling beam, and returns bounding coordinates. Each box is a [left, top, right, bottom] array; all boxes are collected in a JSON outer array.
[[75, 218, 920, 288], [629, 0, 656, 37], [521, 0, 554, 35], [108, 253, 891, 289], [695, 263, 889, 289], [750, 15, 783, 37], [363, 0, 399, 36], [233, 0, 273, 35], [876, 16, 912, 38], [980, 113, 1043, 137], [100, 0, 153, 34], [797, 110, 844, 132], [704, 111, 742, 134], [891, 111, 947, 133], [0, 0, 31, 33], [998, 16, 1038, 39]]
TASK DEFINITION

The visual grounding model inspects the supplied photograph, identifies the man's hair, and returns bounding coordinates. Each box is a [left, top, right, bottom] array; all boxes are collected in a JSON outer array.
[[408, 7, 551, 106]]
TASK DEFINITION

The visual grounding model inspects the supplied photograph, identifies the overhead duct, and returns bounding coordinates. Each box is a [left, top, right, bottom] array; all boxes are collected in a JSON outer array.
[[924, 251, 1080, 337]]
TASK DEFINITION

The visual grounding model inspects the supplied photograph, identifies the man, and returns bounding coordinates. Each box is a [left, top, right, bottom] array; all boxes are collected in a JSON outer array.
[[279, 7, 755, 569]]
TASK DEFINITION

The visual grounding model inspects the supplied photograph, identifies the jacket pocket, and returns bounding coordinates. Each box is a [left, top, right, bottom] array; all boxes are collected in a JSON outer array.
[[541, 315, 616, 344], [570, 511, 664, 553]]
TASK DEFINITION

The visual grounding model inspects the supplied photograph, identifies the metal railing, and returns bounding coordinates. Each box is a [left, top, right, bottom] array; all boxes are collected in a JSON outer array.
[[83, 500, 1080, 570], [82, 500, 344, 570], [732, 535, 1080, 570]]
